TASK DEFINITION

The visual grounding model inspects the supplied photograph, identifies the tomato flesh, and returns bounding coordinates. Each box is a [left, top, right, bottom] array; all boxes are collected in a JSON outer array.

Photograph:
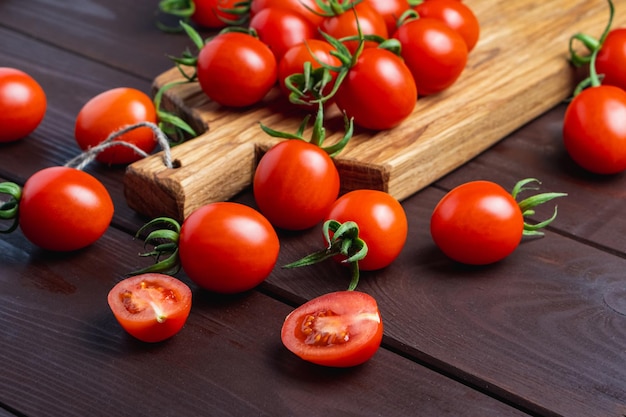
[[108, 273, 192, 343], [281, 291, 383, 367]]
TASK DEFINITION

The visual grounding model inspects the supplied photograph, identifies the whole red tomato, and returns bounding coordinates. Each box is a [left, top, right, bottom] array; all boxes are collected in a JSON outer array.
[[595, 28, 626, 91], [197, 32, 277, 107], [108, 273, 192, 343], [249, 7, 317, 62], [365, 0, 411, 35], [413, 0, 480, 51], [191, 0, 243, 28], [179, 202, 280, 293], [281, 291, 383, 367], [250, 0, 325, 27], [17, 166, 114, 251], [393, 17, 468, 96], [319, 2, 388, 53], [335, 48, 417, 130], [74, 87, 157, 165], [277, 39, 341, 105], [0, 67, 46, 143], [254, 139, 340, 230], [563, 85, 626, 174]]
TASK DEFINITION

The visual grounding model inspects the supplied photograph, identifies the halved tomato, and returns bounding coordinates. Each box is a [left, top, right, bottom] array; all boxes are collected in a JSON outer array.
[[107, 273, 192, 343], [281, 291, 383, 367]]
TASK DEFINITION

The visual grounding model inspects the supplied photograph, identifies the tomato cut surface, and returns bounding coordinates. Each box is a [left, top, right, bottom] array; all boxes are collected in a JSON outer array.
[[281, 291, 383, 367], [108, 273, 192, 343]]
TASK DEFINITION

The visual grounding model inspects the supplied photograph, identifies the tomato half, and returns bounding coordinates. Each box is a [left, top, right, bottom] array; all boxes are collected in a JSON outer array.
[[179, 202, 280, 293], [413, 0, 480, 52], [108, 273, 192, 343], [18, 166, 114, 251], [0, 67, 46, 143], [335, 48, 417, 130], [74, 87, 157, 164], [595, 28, 626, 92], [393, 17, 468, 96], [254, 140, 340, 231], [430, 181, 524, 265], [325, 190, 408, 271], [562, 85, 626, 174], [281, 291, 383, 367]]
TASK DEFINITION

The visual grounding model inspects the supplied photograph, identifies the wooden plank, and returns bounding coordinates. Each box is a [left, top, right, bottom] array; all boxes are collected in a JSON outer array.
[[124, 0, 626, 220], [265, 185, 626, 417], [0, 223, 529, 417]]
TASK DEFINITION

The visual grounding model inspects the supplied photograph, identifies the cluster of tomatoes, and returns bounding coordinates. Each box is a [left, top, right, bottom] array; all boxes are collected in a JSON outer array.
[[164, 0, 479, 130], [564, 0, 626, 175]]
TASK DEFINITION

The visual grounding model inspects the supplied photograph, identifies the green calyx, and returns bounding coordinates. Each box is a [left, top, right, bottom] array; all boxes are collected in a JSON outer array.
[[129, 217, 183, 276], [284, 220, 368, 291], [260, 100, 353, 157], [309, 0, 365, 17], [0, 181, 22, 233], [511, 178, 567, 236], [154, 81, 198, 145]]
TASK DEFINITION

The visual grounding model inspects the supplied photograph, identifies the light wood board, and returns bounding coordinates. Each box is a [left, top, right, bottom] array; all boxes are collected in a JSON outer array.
[[124, 0, 625, 220]]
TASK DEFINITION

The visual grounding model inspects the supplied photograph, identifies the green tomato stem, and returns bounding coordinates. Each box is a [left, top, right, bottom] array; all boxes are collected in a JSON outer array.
[[511, 178, 567, 237]]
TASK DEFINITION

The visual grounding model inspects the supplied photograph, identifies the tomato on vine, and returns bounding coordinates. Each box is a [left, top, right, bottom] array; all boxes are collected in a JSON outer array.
[[75, 87, 158, 165], [108, 273, 192, 343], [249, 0, 325, 27], [0, 67, 46, 143], [430, 178, 566, 265], [281, 290, 383, 367], [158, 0, 246, 30], [364, 0, 411, 35], [412, 0, 480, 52], [0, 166, 114, 251], [132, 202, 280, 294]]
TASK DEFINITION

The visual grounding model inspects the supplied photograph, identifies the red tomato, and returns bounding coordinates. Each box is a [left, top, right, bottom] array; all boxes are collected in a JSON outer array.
[[18, 166, 114, 251], [319, 2, 389, 53], [365, 0, 411, 35], [250, 0, 325, 27], [197, 32, 277, 107], [249, 7, 317, 62], [562, 85, 626, 174], [179, 202, 280, 293], [413, 0, 480, 51], [335, 48, 417, 130], [74, 87, 157, 164], [595, 28, 626, 91], [191, 0, 243, 28], [430, 181, 524, 265], [107, 273, 192, 343], [281, 291, 383, 367], [325, 189, 408, 271], [277, 39, 341, 104], [254, 140, 340, 230], [0, 67, 46, 143], [393, 17, 468, 96]]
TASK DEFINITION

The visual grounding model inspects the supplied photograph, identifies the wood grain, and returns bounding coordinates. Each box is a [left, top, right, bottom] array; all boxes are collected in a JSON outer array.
[[124, 0, 625, 220]]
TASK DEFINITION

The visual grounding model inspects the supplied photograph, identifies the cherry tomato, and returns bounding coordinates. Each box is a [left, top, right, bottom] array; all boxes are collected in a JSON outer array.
[[413, 0, 480, 51], [325, 189, 408, 271], [277, 39, 341, 105], [0, 67, 46, 143], [430, 181, 524, 265], [191, 0, 243, 28], [595, 28, 626, 91], [319, 2, 389, 53], [281, 291, 383, 367], [18, 166, 114, 251], [74, 87, 157, 165], [365, 0, 411, 35], [179, 202, 280, 293], [335, 48, 417, 130], [393, 17, 468, 96], [197, 32, 277, 107], [254, 140, 340, 230], [562, 85, 626, 174], [107, 273, 192, 343], [250, 0, 325, 27], [249, 7, 317, 62]]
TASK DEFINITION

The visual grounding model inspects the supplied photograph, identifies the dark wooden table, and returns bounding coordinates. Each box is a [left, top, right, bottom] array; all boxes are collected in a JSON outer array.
[[1, 1, 626, 416]]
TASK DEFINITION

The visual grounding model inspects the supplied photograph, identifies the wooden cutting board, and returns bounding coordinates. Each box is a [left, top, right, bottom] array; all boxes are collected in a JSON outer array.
[[124, 0, 624, 221]]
